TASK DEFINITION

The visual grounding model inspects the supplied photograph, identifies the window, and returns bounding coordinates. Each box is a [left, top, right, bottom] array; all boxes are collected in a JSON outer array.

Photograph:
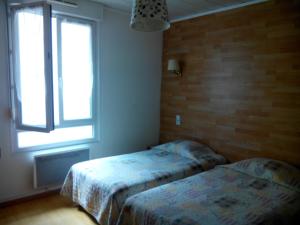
[[9, 2, 97, 150], [10, 3, 54, 132]]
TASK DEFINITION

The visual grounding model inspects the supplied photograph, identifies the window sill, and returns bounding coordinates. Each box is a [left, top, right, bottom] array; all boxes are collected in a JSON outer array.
[[13, 138, 99, 153]]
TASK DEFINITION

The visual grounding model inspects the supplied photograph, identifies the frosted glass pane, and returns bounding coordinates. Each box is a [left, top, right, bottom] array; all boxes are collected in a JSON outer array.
[[61, 21, 93, 120], [16, 8, 46, 127], [18, 126, 94, 148]]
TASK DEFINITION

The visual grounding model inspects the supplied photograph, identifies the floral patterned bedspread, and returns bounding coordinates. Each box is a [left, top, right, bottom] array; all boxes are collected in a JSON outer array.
[[118, 159, 300, 225], [61, 148, 225, 225]]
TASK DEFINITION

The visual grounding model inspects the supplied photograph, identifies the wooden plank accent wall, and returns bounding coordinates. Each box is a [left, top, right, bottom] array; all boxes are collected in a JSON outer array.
[[160, 0, 300, 166]]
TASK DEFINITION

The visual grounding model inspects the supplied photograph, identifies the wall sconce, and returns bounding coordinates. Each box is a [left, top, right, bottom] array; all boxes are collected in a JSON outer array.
[[168, 59, 181, 76]]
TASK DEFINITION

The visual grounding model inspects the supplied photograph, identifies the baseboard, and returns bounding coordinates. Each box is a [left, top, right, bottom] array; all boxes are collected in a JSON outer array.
[[0, 189, 60, 208]]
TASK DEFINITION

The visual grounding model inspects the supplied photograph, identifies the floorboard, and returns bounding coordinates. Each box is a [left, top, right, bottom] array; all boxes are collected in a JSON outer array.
[[0, 194, 98, 225]]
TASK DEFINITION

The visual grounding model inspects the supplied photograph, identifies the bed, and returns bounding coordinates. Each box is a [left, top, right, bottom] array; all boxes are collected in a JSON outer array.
[[61, 140, 226, 225], [118, 158, 300, 225]]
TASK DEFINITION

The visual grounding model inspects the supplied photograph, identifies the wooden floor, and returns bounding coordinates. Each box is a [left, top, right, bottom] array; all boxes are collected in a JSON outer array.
[[0, 194, 98, 225]]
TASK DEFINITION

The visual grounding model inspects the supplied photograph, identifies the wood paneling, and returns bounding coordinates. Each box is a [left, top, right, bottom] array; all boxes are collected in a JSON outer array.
[[160, 0, 300, 166]]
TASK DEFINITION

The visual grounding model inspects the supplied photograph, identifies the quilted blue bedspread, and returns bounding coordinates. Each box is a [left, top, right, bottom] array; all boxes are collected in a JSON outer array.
[[61, 148, 225, 225], [118, 158, 300, 225]]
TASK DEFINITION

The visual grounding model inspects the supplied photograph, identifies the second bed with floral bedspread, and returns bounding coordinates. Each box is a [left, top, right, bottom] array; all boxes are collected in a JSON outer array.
[[118, 158, 300, 225]]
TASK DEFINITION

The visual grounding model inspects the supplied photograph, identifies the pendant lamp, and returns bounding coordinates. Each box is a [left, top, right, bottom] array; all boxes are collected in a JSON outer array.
[[130, 0, 170, 32]]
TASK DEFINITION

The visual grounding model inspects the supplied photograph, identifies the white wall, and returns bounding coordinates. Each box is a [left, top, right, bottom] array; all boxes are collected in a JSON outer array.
[[0, 1, 162, 202]]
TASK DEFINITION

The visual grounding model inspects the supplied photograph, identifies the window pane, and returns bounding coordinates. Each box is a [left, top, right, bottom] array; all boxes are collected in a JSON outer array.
[[16, 7, 46, 127], [17, 126, 94, 148], [61, 20, 93, 120]]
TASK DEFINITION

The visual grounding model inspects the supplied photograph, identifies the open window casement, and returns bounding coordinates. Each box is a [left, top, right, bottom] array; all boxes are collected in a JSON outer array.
[[8, 1, 54, 132]]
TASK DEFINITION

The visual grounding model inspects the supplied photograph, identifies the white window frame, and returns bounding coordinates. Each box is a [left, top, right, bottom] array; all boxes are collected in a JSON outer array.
[[8, 1, 55, 133], [8, 3, 99, 152]]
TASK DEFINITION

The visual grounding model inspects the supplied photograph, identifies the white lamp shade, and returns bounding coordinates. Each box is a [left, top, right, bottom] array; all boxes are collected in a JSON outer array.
[[130, 0, 170, 32], [168, 59, 180, 71]]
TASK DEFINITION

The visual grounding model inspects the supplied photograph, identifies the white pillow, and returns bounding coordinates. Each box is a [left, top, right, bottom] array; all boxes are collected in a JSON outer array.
[[225, 158, 300, 191], [154, 140, 222, 162]]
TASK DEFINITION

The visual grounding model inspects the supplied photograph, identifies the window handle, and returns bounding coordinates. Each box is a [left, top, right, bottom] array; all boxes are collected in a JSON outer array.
[[59, 77, 63, 88]]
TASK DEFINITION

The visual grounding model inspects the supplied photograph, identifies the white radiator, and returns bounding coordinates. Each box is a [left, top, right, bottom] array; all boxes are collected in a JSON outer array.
[[33, 148, 89, 189]]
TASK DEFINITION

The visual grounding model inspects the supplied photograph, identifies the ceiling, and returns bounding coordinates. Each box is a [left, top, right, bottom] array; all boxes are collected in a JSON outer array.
[[93, 0, 266, 22]]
